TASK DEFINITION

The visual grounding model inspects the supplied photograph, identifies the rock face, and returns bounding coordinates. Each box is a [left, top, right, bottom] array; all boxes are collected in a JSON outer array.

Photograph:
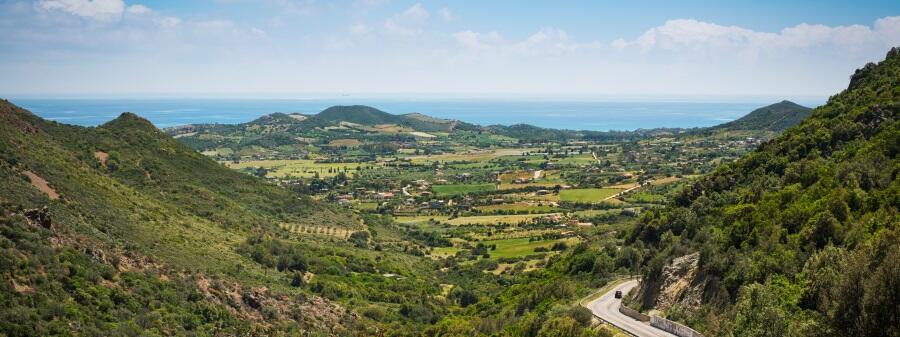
[[637, 252, 704, 313], [653, 253, 703, 311]]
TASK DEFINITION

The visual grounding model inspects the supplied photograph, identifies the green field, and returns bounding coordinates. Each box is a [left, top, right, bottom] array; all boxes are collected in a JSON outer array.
[[226, 159, 363, 178], [484, 237, 580, 259], [559, 188, 623, 202], [430, 246, 461, 258], [476, 203, 560, 213], [432, 183, 496, 196]]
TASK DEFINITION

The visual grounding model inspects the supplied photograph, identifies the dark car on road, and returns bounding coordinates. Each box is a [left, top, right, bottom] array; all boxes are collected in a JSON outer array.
[[614, 290, 622, 299]]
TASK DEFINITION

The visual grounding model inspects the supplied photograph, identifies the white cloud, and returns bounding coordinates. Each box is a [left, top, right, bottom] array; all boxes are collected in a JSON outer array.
[[155, 16, 180, 29], [125, 4, 149, 14], [452, 30, 503, 49], [194, 19, 235, 32], [269, 0, 317, 16], [38, 0, 125, 22], [384, 3, 429, 36], [438, 7, 453, 22], [615, 17, 900, 58], [453, 27, 590, 56]]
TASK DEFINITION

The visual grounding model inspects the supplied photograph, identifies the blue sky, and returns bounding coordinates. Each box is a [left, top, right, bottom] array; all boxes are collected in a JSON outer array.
[[2, 0, 899, 98]]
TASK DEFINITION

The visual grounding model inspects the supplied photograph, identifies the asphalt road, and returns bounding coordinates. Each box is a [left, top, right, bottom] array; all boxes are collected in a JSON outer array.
[[585, 280, 678, 337]]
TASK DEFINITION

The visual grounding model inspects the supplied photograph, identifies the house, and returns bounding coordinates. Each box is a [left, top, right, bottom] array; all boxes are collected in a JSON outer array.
[[621, 208, 639, 216]]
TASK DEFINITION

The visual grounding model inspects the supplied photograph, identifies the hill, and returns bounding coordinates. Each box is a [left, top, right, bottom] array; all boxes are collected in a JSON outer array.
[[0, 101, 452, 335], [710, 100, 812, 132], [629, 49, 899, 336], [317, 105, 403, 125]]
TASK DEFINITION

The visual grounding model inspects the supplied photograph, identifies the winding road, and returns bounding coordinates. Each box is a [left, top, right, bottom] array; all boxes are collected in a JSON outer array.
[[584, 279, 677, 337]]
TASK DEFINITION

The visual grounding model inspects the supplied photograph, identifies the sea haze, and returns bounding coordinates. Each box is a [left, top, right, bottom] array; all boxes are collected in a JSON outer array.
[[10, 98, 824, 131]]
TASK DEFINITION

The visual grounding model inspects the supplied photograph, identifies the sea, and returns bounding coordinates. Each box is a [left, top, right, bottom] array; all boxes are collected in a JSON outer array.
[[8, 97, 825, 131]]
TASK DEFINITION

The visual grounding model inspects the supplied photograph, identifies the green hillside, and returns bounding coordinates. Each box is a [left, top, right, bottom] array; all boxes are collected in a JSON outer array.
[[317, 105, 403, 125], [0, 102, 451, 336], [630, 49, 899, 336], [711, 100, 813, 132]]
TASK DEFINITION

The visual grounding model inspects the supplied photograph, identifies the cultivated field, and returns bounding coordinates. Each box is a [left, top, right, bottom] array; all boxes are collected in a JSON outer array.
[[432, 183, 496, 196], [443, 213, 559, 226], [226, 159, 363, 178], [559, 188, 624, 202]]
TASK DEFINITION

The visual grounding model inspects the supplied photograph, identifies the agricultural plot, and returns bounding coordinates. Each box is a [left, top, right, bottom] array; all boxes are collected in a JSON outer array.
[[552, 154, 597, 166], [226, 159, 363, 178], [432, 183, 496, 196], [404, 148, 536, 164], [280, 223, 355, 238], [443, 213, 558, 226], [559, 188, 624, 203], [489, 259, 544, 275], [482, 237, 581, 259], [395, 215, 452, 224], [476, 203, 560, 213], [430, 246, 461, 258]]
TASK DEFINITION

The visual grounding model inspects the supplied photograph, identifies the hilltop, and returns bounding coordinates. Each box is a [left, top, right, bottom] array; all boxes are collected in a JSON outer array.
[[629, 49, 899, 336], [708, 100, 812, 132]]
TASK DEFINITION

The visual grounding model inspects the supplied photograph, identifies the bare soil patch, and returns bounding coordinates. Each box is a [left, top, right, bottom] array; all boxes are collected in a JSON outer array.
[[23, 170, 59, 200], [94, 151, 109, 167]]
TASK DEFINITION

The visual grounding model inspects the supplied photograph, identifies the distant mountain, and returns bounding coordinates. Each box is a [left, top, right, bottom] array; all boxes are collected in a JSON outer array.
[[317, 105, 402, 125], [315, 105, 479, 132], [166, 100, 813, 159], [710, 100, 812, 132]]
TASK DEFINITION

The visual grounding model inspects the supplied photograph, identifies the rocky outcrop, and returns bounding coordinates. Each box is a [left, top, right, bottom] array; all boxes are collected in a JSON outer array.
[[654, 252, 703, 311], [23, 206, 52, 229], [638, 252, 704, 313]]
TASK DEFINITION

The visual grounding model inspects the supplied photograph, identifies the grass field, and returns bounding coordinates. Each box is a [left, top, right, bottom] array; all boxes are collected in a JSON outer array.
[[430, 246, 461, 258], [559, 188, 623, 203], [226, 159, 363, 178], [432, 183, 496, 196], [484, 237, 580, 259], [404, 148, 535, 164], [476, 203, 560, 213], [498, 181, 563, 190], [553, 154, 597, 165]]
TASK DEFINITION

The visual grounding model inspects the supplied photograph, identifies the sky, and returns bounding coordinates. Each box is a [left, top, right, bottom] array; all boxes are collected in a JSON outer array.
[[1, 0, 900, 99]]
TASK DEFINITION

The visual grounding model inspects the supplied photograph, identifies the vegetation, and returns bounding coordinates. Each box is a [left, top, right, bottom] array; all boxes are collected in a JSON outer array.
[[630, 48, 900, 336], [707, 100, 812, 132], [2, 48, 892, 337]]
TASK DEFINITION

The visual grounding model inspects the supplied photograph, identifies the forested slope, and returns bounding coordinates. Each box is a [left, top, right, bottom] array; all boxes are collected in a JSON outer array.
[[630, 49, 899, 336]]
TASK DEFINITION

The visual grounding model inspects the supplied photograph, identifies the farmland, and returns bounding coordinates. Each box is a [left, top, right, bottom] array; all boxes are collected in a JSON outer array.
[[166, 102, 797, 336], [559, 188, 624, 202], [225, 159, 363, 178], [432, 183, 496, 196]]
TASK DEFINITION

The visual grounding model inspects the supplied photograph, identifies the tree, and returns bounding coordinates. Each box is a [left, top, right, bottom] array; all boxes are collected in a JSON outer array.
[[290, 271, 305, 287]]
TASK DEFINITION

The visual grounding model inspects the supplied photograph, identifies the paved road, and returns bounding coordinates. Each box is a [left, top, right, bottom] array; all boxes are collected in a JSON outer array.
[[585, 280, 677, 337]]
